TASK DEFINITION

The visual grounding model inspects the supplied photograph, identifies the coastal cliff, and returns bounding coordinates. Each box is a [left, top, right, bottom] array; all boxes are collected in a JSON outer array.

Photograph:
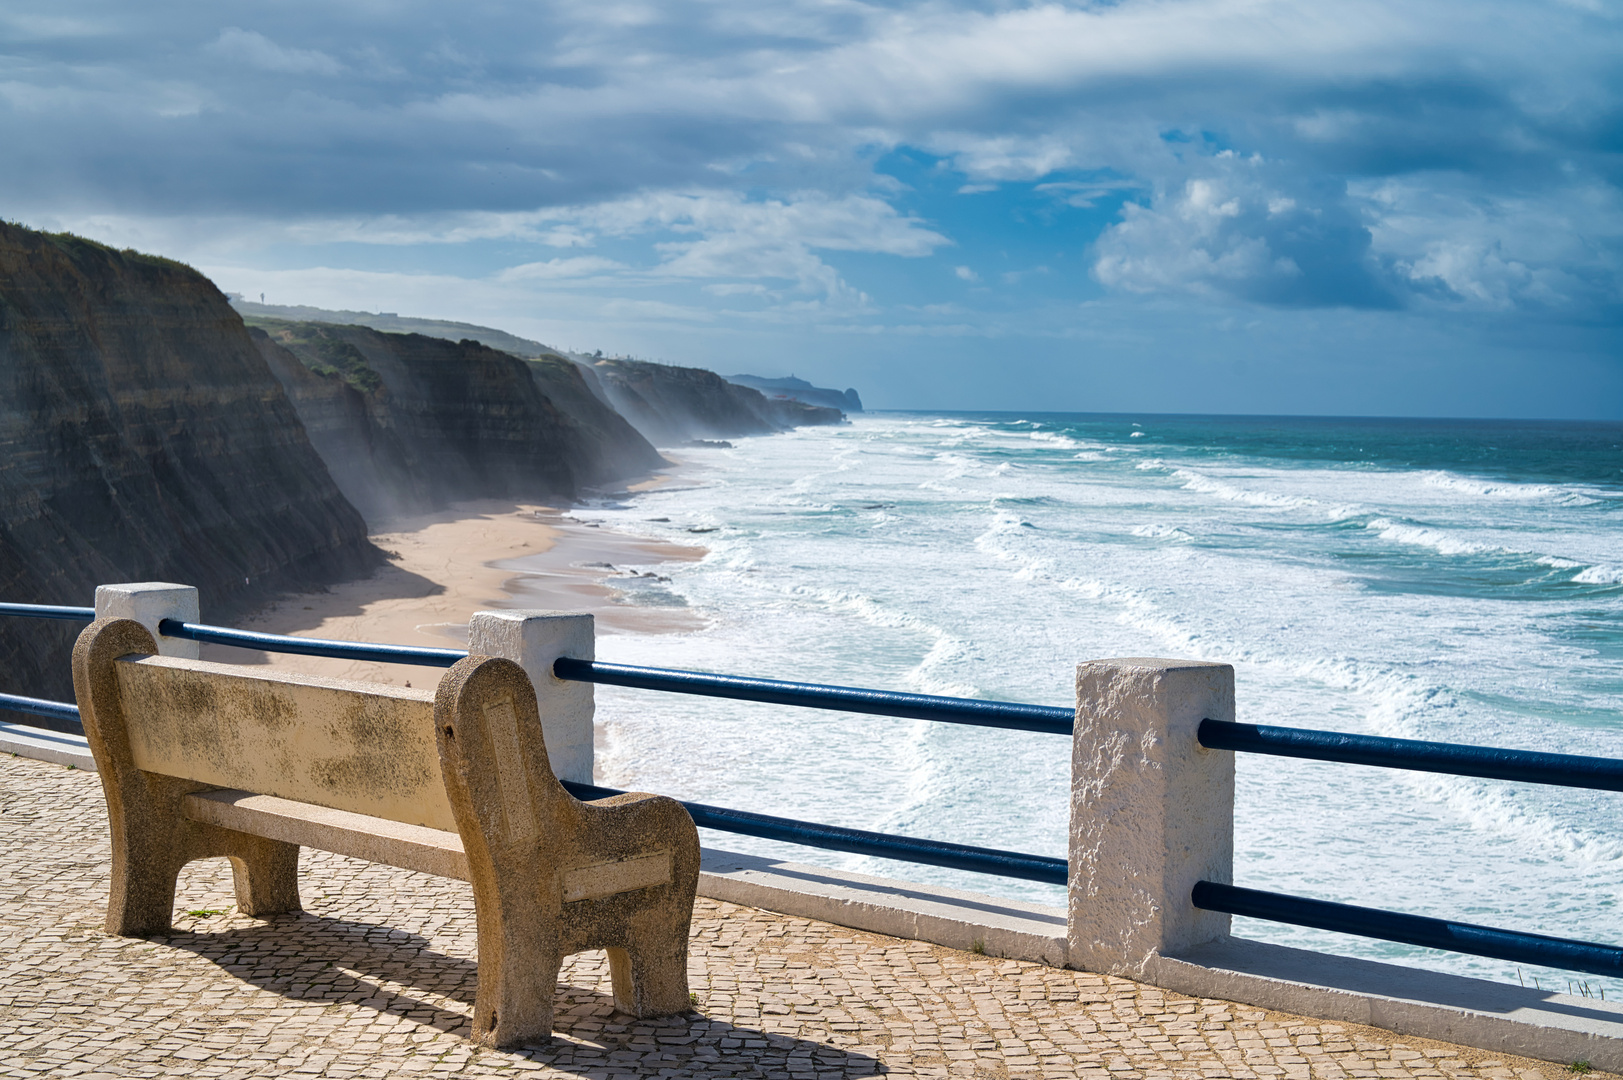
[[0, 227, 860, 711], [727, 374, 863, 413], [0, 224, 381, 706], [591, 357, 844, 447], [230, 300, 852, 447], [251, 320, 666, 523]]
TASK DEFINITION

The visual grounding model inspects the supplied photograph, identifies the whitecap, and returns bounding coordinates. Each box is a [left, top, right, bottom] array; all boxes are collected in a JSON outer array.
[[1365, 518, 1499, 557], [1173, 468, 1319, 510], [1419, 470, 1602, 506], [1131, 523, 1192, 541]]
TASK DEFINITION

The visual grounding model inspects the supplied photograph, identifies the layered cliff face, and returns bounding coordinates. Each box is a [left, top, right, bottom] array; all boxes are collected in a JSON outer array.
[[0, 224, 381, 706], [251, 320, 666, 524], [592, 358, 844, 447]]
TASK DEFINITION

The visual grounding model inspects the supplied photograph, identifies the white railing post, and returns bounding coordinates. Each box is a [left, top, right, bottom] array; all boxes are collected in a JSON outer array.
[[93, 582, 201, 660], [468, 610, 595, 785], [1068, 658, 1235, 976]]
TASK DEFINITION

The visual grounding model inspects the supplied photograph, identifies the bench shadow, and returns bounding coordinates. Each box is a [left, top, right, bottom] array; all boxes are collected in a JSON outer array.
[[160, 912, 888, 1077]]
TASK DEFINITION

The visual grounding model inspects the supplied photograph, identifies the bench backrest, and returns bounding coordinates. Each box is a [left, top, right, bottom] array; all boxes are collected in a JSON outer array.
[[111, 652, 457, 832]]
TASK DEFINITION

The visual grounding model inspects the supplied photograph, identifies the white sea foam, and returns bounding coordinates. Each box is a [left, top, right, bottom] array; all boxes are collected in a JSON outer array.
[[1172, 467, 1320, 510], [1365, 517, 1499, 556], [1131, 523, 1192, 541], [1420, 470, 1601, 506], [578, 413, 1623, 991]]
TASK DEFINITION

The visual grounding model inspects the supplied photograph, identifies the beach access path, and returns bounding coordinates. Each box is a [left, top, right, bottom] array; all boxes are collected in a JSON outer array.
[[0, 753, 1598, 1080]]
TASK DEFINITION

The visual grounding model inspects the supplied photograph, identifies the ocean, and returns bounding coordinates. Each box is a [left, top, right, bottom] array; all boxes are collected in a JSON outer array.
[[571, 412, 1623, 995]]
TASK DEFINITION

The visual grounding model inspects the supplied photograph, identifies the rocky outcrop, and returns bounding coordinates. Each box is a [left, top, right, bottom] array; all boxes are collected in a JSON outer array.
[[251, 321, 666, 523], [0, 224, 381, 707], [592, 358, 844, 447], [726, 374, 863, 413]]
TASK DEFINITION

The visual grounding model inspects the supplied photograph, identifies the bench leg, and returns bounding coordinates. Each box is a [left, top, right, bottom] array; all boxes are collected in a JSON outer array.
[[227, 837, 301, 917], [607, 937, 691, 1017], [105, 814, 187, 938], [471, 930, 559, 1049]]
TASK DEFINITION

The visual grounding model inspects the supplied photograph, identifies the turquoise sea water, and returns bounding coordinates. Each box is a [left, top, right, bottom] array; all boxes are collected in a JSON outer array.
[[572, 412, 1623, 994]]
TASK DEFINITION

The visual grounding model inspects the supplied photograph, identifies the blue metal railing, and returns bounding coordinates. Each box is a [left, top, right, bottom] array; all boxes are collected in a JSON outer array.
[[158, 619, 465, 667], [0, 691, 84, 727], [553, 657, 1075, 734], [1198, 719, 1623, 792], [563, 780, 1066, 884], [0, 603, 94, 621], [8, 600, 1623, 980], [1193, 882, 1623, 979], [1192, 721, 1623, 979]]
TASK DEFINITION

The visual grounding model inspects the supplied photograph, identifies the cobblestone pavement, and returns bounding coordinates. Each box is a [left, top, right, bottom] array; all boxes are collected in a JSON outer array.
[[0, 753, 1607, 1080]]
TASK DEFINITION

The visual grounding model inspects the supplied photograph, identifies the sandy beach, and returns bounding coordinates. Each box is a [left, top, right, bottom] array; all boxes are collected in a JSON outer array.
[[204, 499, 706, 685]]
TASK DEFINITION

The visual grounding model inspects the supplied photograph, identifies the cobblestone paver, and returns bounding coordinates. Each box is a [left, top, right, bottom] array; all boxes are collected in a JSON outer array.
[[0, 753, 1605, 1079]]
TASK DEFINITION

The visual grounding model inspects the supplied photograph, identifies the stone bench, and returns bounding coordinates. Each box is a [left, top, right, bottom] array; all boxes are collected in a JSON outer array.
[[71, 616, 701, 1048]]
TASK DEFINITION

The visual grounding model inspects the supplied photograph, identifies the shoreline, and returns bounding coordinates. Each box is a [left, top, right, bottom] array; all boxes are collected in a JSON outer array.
[[205, 498, 705, 684]]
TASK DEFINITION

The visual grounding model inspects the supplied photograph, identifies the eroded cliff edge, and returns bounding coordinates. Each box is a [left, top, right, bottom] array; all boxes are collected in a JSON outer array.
[[590, 357, 844, 446], [0, 224, 382, 705], [248, 319, 665, 523]]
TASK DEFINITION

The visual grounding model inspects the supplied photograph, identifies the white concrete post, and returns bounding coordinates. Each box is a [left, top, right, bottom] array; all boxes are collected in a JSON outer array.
[[1068, 658, 1235, 977], [468, 610, 594, 784], [93, 582, 201, 660]]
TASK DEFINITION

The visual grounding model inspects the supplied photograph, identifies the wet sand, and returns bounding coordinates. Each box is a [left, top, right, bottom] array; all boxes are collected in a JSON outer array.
[[203, 499, 705, 685]]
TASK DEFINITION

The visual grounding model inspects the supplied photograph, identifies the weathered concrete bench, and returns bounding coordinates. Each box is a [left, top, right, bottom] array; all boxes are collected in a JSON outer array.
[[71, 616, 701, 1048]]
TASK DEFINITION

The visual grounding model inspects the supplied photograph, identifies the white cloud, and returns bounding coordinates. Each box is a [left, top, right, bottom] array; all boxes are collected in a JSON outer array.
[[494, 256, 625, 282], [564, 191, 948, 300], [929, 134, 1075, 183], [955, 265, 978, 281], [1356, 178, 1623, 312], [1091, 154, 1397, 308], [207, 28, 342, 76]]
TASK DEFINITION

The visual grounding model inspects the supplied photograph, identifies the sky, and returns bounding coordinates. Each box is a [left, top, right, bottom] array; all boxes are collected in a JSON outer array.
[[2, 0, 1621, 417]]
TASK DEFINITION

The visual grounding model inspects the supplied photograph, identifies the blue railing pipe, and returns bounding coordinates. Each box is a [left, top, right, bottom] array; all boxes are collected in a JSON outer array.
[[157, 620, 466, 668], [561, 780, 1068, 885], [1193, 881, 1623, 979], [1200, 719, 1623, 793], [0, 691, 85, 728], [553, 658, 1076, 735], [0, 603, 95, 622]]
